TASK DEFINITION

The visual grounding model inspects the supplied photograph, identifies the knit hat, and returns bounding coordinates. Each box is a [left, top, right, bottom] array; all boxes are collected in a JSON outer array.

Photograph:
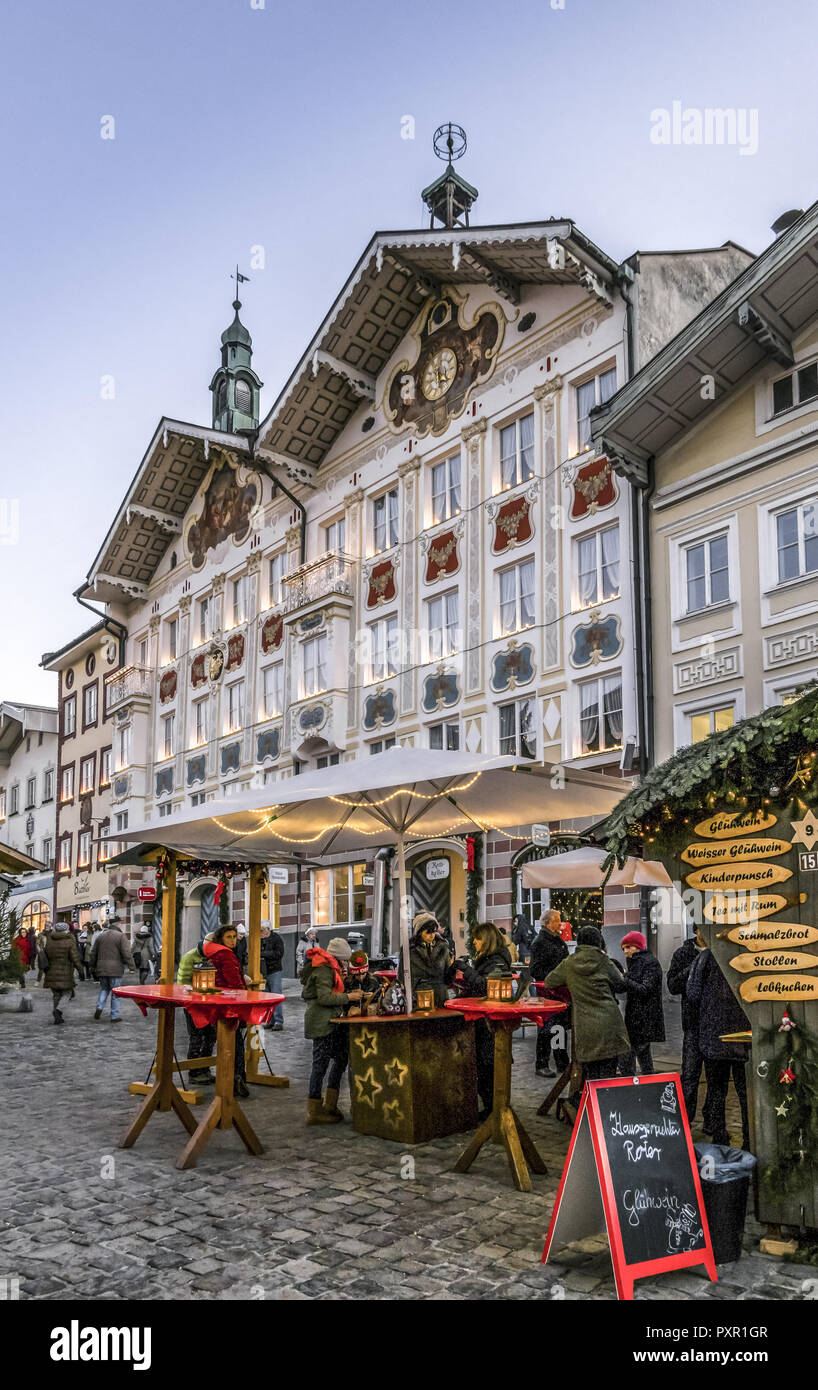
[[412, 911, 438, 937], [327, 936, 352, 961], [621, 930, 647, 951], [349, 948, 369, 972]]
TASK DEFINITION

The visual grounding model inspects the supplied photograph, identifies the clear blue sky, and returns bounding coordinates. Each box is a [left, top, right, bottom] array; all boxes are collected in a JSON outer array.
[[3, 0, 818, 704]]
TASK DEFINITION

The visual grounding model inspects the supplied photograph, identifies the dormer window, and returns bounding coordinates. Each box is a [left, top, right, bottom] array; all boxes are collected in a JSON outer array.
[[773, 361, 818, 416], [216, 378, 228, 416]]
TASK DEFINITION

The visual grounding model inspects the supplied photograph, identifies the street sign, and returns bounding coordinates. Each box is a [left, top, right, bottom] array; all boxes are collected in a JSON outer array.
[[268, 867, 289, 885], [362, 873, 375, 887], [531, 823, 551, 847], [137, 886, 156, 902], [426, 858, 449, 880]]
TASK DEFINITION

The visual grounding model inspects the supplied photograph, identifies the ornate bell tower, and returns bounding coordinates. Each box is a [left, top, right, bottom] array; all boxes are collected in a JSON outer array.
[[210, 269, 263, 433], [421, 123, 478, 229]]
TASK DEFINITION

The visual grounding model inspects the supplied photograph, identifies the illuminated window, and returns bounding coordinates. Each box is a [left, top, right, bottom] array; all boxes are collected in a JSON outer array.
[[261, 664, 283, 719], [312, 863, 367, 926], [78, 831, 92, 868], [690, 705, 734, 744], [58, 837, 71, 873], [577, 676, 623, 755], [576, 526, 620, 609], [426, 591, 459, 659], [80, 756, 95, 794], [99, 750, 111, 786], [61, 767, 74, 802]]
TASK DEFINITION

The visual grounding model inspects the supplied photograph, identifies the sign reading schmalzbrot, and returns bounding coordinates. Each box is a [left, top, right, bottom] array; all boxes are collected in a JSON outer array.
[[721, 922, 818, 950]]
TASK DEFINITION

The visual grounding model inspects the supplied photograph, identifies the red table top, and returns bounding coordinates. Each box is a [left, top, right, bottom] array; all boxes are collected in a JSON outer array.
[[444, 997, 567, 1027], [375, 969, 397, 980], [113, 983, 285, 1029]]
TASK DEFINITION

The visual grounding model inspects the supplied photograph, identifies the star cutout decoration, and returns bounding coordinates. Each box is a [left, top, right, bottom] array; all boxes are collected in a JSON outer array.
[[790, 807, 818, 848], [355, 1067, 383, 1109], [382, 1099, 404, 1129], [353, 1027, 378, 1060], [384, 1056, 408, 1088], [775, 1102, 790, 1118]]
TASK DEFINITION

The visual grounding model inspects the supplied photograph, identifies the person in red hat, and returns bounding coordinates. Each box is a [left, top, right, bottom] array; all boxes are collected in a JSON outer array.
[[619, 930, 665, 1075]]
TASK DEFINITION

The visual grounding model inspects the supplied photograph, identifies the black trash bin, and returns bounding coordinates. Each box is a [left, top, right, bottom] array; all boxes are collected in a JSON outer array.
[[694, 1143, 757, 1264]]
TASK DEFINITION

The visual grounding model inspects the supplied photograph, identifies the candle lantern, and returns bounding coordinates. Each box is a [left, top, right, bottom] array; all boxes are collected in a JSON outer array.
[[486, 974, 515, 1003], [416, 988, 435, 1011], [191, 962, 218, 994]]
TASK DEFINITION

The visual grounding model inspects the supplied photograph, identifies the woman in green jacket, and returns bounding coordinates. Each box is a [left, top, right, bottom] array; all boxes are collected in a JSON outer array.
[[300, 936, 362, 1125], [544, 925, 629, 1082]]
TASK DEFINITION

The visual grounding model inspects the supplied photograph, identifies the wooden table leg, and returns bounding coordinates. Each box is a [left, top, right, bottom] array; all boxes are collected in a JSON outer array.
[[537, 1024, 580, 1117], [120, 1007, 196, 1149], [175, 1017, 263, 1169], [453, 1022, 547, 1191]]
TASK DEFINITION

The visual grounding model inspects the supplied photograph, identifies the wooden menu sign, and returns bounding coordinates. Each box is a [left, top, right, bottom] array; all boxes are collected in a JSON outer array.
[[721, 922, 818, 949], [542, 1075, 716, 1300], [681, 837, 791, 867], [686, 862, 791, 892], [739, 974, 818, 1003], [729, 950, 818, 974], [704, 892, 804, 924], [693, 809, 777, 839]]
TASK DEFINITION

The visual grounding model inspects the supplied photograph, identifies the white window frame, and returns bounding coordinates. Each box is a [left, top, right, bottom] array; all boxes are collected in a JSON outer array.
[[79, 756, 95, 795], [190, 792, 207, 806], [673, 687, 745, 753], [498, 412, 535, 491], [60, 767, 74, 802], [763, 669, 818, 707], [573, 674, 624, 758], [58, 837, 71, 873], [429, 451, 461, 524], [311, 862, 368, 928], [324, 517, 346, 553], [372, 488, 399, 555], [573, 363, 617, 455], [42, 836, 53, 867], [43, 768, 54, 801], [226, 680, 245, 733], [573, 523, 621, 612], [268, 551, 287, 608], [84, 684, 98, 727], [369, 736, 397, 755], [429, 720, 460, 751], [63, 696, 76, 737], [231, 576, 248, 628], [498, 697, 537, 759], [0, 789, 5, 820], [682, 531, 731, 614], [192, 697, 209, 748], [78, 830, 92, 868], [261, 663, 283, 719], [497, 559, 536, 637], [301, 635, 329, 698], [25, 776, 36, 808], [196, 596, 211, 647], [116, 724, 131, 772], [758, 488, 818, 626], [367, 616, 399, 683], [425, 590, 459, 660], [160, 712, 175, 760], [165, 617, 178, 664], [158, 802, 173, 819], [669, 516, 741, 652]]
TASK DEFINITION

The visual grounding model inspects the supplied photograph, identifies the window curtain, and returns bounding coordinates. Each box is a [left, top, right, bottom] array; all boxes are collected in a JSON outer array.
[[579, 683, 600, 753], [603, 679, 623, 748]]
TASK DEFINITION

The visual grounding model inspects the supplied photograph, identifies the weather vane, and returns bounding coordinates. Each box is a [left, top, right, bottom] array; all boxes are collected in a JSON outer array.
[[230, 264, 249, 302], [433, 122, 467, 166]]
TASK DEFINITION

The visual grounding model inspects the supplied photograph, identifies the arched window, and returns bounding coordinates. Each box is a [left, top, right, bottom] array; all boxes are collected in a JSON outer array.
[[215, 378, 228, 416], [21, 900, 50, 935], [234, 378, 253, 415]]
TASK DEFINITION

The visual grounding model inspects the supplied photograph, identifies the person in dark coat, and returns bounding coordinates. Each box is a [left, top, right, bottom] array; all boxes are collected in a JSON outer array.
[[260, 925, 285, 1029], [511, 912, 534, 959], [203, 926, 253, 1097], [90, 922, 135, 1022], [459, 922, 512, 1118], [530, 909, 570, 1076], [235, 926, 249, 972], [619, 931, 665, 1075], [399, 912, 455, 1008], [44, 924, 82, 1024], [667, 928, 707, 1127], [545, 925, 629, 1084], [686, 947, 750, 1149]]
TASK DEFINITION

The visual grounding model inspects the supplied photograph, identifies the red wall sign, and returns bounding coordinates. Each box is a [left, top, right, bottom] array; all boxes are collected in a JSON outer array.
[[542, 1074, 717, 1300], [137, 886, 157, 902]]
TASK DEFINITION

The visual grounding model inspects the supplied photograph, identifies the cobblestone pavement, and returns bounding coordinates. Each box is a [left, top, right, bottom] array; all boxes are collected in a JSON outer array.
[[0, 976, 806, 1301]]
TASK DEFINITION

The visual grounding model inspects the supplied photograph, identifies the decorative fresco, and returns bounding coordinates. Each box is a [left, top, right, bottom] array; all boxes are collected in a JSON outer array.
[[570, 610, 623, 667], [260, 614, 283, 653], [568, 455, 617, 520], [421, 668, 460, 713], [490, 641, 535, 692], [191, 653, 208, 689], [257, 729, 280, 763], [366, 558, 397, 609], [422, 527, 461, 584], [220, 742, 241, 776], [185, 458, 262, 570], [362, 687, 397, 731], [300, 612, 324, 633], [156, 768, 173, 798], [187, 755, 206, 786], [159, 669, 177, 704], [298, 704, 327, 734], [383, 293, 506, 439], [226, 634, 245, 671], [490, 493, 534, 554]]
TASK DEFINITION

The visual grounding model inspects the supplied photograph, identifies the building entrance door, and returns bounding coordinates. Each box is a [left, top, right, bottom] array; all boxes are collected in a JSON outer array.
[[410, 854, 451, 933]]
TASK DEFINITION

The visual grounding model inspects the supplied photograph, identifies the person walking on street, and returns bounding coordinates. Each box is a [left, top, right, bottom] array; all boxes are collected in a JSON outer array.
[[530, 908, 570, 1077], [36, 923, 52, 986], [511, 911, 534, 960], [90, 919, 135, 1022], [132, 925, 158, 985], [203, 925, 253, 1097], [44, 923, 82, 1025], [14, 927, 33, 975], [76, 926, 92, 980], [177, 938, 215, 1085], [301, 936, 361, 1124], [295, 926, 317, 974], [619, 931, 665, 1075], [667, 926, 707, 1127], [235, 925, 249, 973], [544, 925, 630, 1104], [686, 945, 751, 1149], [260, 924, 285, 1029]]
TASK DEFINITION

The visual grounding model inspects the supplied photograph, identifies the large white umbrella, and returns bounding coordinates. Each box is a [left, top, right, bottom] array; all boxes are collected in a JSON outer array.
[[117, 747, 630, 1011], [521, 844, 672, 889]]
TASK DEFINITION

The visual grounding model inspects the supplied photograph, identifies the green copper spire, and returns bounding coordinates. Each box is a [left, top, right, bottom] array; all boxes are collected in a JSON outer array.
[[210, 271, 262, 433]]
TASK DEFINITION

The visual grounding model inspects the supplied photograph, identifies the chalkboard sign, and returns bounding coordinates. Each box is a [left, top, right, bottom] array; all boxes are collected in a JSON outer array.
[[542, 1074, 717, 1299]]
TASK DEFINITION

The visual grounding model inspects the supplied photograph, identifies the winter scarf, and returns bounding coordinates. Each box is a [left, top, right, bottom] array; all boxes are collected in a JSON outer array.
[[306, 945, 344, 994]]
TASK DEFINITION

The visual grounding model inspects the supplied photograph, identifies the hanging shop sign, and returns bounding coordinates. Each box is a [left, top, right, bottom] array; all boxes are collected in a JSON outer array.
[[693, 809, 778, 839], [685, 862, 792, 893], [721, 922, 818, 950], [542, 1074, 716, 1301], [739, 974, 818, 1003], [425, 858, 450, 880], [531, 824, 551, 848], [680, 837, 791, 868], [267, 867, 289, 886], [137, 886, 157, 902], [729, 951, 818, 974]]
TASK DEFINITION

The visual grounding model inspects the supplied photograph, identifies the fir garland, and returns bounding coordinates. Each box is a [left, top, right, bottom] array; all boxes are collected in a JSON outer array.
[[759, 1012, 818, 1200], [465, 831, 483, 944], [0, 890, 23, 987]]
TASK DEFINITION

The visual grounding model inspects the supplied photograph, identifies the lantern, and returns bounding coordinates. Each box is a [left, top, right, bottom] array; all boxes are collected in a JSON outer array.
[[486, 974, 515, 1003], [416, 988, 435, 1012], [191, 962, 218, 994]]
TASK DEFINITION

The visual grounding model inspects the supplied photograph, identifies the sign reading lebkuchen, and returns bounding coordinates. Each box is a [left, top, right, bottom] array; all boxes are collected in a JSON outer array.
[[729, 950, 818, 974], [686, 862, 792, 893], [739, 974, 818, 1002], [681, 837, 791, 867], [693, 809, 778, 839], [720, 922, 818, 950], [542, 1075, 717, 1301]]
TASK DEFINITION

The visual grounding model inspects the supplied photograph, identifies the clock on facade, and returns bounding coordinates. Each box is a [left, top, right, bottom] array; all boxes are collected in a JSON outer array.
[[383, 292, 505, 438]]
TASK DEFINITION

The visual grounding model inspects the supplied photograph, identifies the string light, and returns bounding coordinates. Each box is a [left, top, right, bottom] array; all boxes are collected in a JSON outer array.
[[329, 773, 482, 807]]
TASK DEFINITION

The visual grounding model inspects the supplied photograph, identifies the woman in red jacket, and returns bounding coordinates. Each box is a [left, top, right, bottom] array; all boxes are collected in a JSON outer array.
[[203, 925, 252, 1097], [14, 927, 33, 972]]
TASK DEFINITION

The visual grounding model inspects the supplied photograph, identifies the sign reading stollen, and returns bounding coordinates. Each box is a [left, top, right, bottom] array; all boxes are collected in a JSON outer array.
[[729, 951, 818, 974]]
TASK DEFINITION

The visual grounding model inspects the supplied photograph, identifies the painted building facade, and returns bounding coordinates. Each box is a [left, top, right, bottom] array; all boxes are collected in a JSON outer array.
[[0, 701, 59, 933], [74, 166, 751, 960]]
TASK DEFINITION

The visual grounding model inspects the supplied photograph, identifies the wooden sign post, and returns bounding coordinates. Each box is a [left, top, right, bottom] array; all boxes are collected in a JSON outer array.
[[542, 1075, 717, 1300]]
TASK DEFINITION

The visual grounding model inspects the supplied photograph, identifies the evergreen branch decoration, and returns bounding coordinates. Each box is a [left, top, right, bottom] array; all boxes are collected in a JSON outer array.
[[465, 831, 483, 947], [759, 1014, 818, 1200], [0, 889, 24, 987]]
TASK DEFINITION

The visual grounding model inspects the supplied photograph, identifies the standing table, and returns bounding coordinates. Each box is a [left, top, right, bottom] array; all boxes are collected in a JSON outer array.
[[113, 984, 284, 1169], [444, 997, 567, 1192], [531, 980, 583, 1117]]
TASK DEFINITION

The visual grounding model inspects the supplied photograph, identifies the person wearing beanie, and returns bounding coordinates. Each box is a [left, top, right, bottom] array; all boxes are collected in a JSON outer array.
[[619, 930, 665, 1076], [43, 922, 82, 1025], [300, 935, 361, 1124], [398, 912, 455, 1008], [544, 924, 630, 1102]]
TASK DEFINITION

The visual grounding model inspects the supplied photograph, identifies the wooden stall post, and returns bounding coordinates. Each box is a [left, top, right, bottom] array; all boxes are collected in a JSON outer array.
[[159, 851, 177, 985], [246, 863, 289, 1090]]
